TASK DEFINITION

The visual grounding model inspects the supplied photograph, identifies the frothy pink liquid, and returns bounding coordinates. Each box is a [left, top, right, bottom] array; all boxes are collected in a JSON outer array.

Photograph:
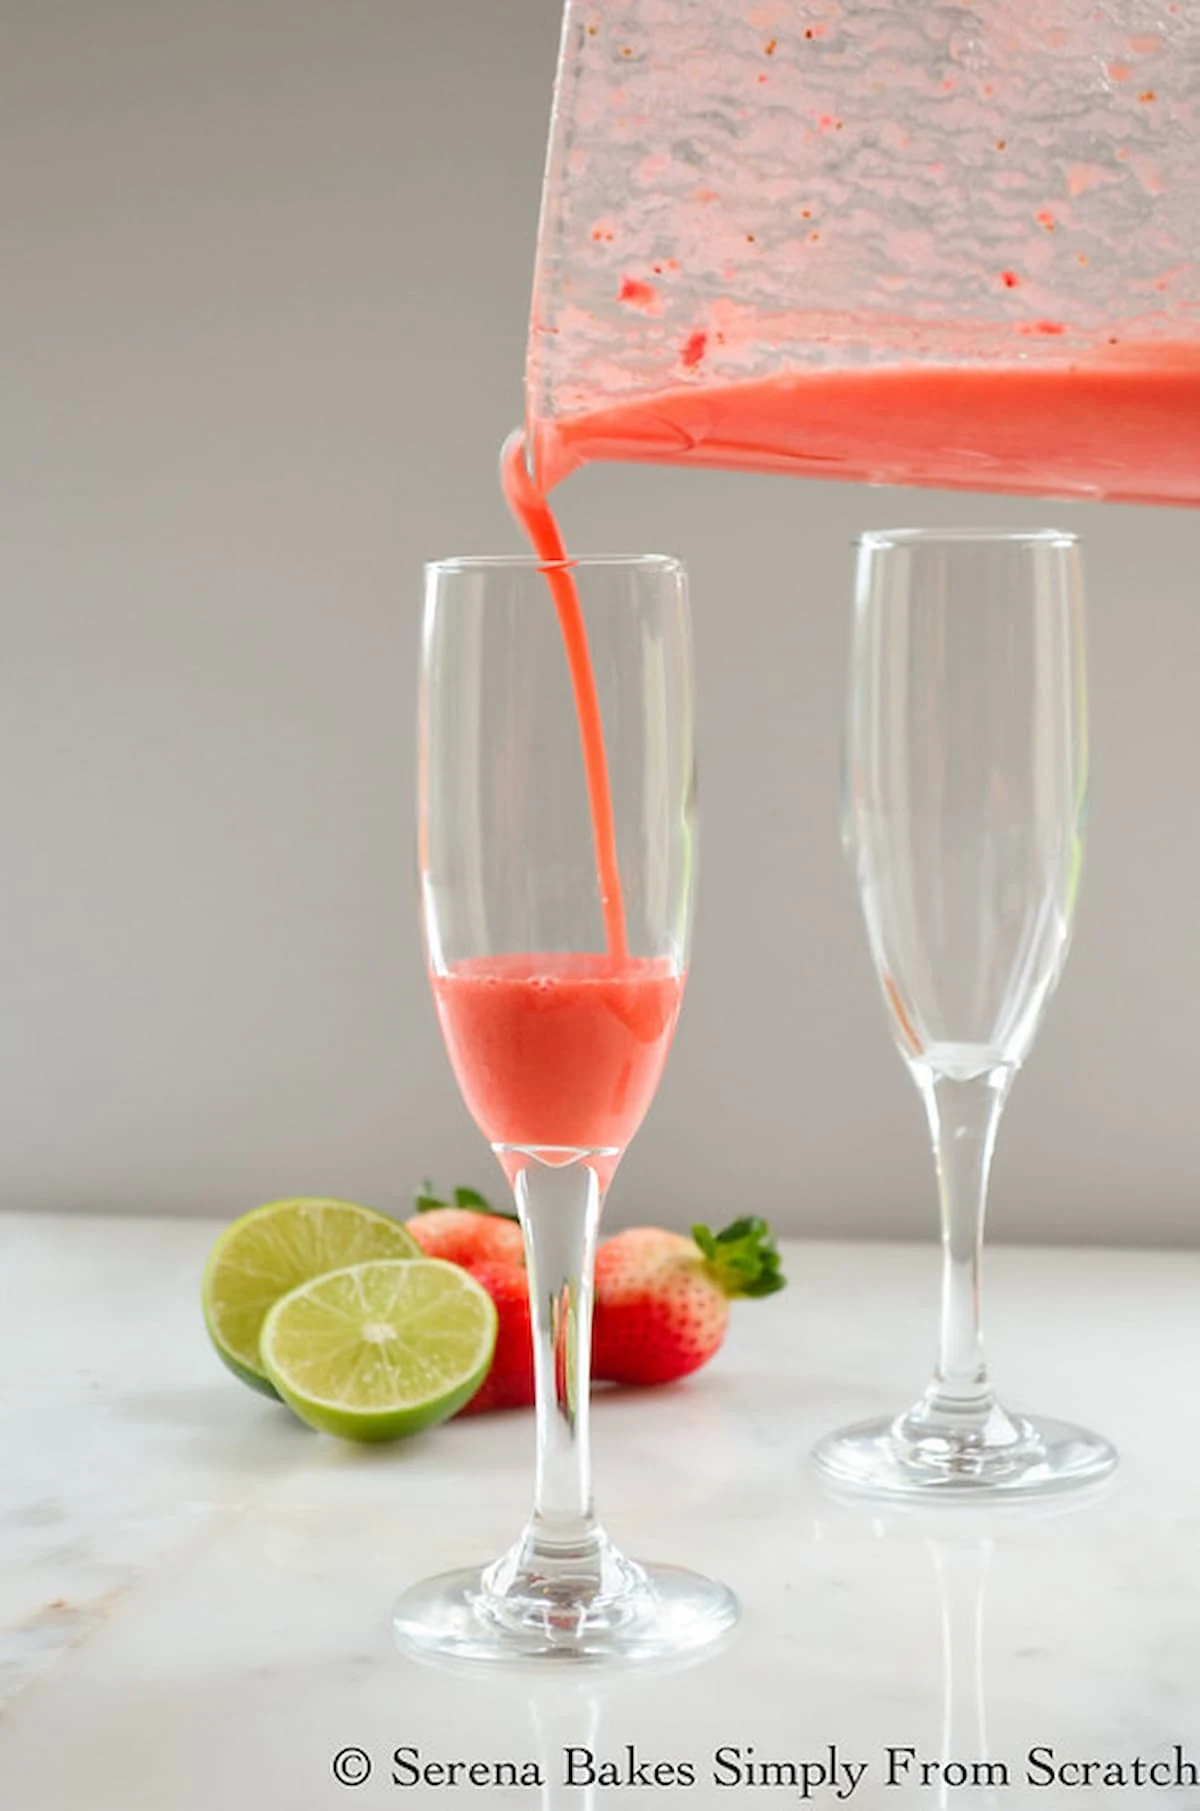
[[432, 953, 684, 1184]]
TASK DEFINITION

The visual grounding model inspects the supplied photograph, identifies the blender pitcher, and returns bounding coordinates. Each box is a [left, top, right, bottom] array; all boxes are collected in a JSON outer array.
[[525, 0, 1200, 505]]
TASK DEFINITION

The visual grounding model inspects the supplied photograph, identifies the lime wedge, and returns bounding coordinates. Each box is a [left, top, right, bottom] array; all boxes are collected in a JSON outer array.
[[202, 1198, 420, 1397], [260, 1259, 497, 1440]]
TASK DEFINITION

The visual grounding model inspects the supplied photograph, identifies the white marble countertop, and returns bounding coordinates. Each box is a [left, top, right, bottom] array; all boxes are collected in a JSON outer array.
[[2, 1211, 1199, 1810]]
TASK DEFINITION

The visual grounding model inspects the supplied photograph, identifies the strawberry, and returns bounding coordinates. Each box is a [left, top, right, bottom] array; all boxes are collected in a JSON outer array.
[[457, 1259, 536, 1414], [406, 1183, 524, 1271], [407, 1207, 525, 1270], [406, 1185, 532, 1414], [592, 1217, 785, 1387], [407, 1186, 784, 1408]]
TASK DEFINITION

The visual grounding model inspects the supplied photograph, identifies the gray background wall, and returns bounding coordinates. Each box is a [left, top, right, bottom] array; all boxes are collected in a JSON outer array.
[[4, 0, 1197, 1245]]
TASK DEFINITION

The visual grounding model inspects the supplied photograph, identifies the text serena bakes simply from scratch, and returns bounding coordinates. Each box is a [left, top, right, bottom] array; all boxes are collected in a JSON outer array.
[[384, 1742, 1200, 1796]]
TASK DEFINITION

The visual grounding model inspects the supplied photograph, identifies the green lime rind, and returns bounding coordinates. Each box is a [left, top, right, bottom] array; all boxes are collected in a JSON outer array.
[[260, 1258, 497, 1442], [202, 1197, 420, 1398]]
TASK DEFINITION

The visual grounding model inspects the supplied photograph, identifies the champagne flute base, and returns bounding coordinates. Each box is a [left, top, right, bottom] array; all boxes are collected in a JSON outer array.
[[393, 1551, 738, 1667], [812, 1411, 1117, 1501]]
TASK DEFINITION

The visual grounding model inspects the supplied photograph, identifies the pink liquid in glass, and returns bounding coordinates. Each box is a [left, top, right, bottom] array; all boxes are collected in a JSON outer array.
[[432, 953, 684, 1182]]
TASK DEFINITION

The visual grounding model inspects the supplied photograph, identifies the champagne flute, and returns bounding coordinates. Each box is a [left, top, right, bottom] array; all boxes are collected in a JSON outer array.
[[394, 553, 737, 1662], [813, 529, 1116, 1497]]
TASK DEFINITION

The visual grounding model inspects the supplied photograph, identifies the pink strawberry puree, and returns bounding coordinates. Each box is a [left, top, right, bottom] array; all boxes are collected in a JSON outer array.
[[531, 342, 1200, 507], [501, 432, 628, 962], [489, 338, 1200, 1147], [432, 953, 684, 1173]]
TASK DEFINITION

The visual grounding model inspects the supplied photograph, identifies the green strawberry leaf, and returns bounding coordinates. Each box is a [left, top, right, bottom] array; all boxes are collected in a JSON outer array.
[[691, 1216, 787, 1299], [453, 1186, 495, 1211], [414, 1182, 519, 1224]]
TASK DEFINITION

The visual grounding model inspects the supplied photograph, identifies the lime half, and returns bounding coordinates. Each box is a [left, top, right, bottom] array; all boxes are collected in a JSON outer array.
[[202, 1198, 420, 1397], [260, 1259, 497, 1441]]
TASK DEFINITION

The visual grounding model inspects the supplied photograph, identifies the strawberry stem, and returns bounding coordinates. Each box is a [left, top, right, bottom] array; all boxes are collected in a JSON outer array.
[[692, 1217, 786, 1298]]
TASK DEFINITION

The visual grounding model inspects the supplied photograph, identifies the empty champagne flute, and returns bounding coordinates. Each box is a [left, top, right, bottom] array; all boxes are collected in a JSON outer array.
[[394, 554, 737, 1662], [813, 529, 1116, 1498]]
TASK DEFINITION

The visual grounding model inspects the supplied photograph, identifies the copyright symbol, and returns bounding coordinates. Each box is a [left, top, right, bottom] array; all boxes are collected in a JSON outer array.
[[332, 1747, 372, 1787]]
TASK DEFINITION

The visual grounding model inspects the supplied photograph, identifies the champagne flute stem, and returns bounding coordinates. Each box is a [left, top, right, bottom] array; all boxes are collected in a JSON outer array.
[[919, 1072, 1010, 1416], [513, 1157, 605, 1551]]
